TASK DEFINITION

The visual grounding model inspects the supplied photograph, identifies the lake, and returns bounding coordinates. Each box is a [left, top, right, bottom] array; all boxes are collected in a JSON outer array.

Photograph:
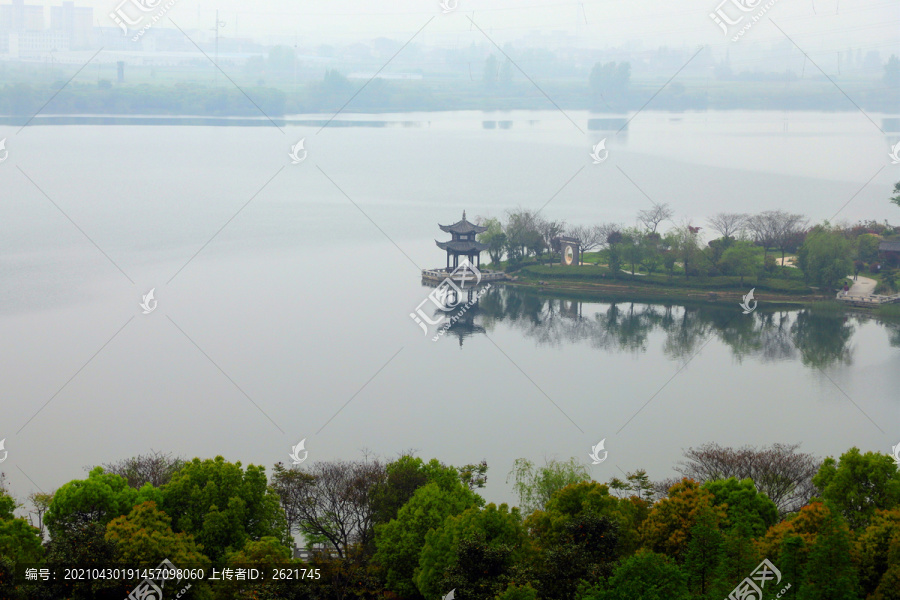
[[1, 109, 898, 507]]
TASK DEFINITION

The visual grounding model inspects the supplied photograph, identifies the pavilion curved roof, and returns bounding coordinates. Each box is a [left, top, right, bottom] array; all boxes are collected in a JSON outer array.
[[439, 211, 488, 235], [436, 239, 489, 252]]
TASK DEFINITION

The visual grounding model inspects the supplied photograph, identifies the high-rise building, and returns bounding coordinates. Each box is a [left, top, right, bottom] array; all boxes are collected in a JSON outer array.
[[0, 0, 46, 33], [50, 1, 93, 49]]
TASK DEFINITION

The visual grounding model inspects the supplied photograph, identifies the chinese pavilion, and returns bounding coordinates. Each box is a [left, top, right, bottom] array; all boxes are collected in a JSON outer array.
[[436, 211, 488, 270]]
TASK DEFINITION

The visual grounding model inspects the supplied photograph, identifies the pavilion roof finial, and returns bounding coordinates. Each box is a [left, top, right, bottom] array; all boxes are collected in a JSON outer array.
[[463, 210, 466, 221]]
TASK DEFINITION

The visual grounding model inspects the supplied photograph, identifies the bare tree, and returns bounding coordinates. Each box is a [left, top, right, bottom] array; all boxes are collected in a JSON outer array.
[[746, 210, 807, 265], [675, 442, 822, 518], [637, 202, 674, 234], [707, 213, 748, 239], [745, 212, 779, 258], [271, 458, 386, 558], [772, 211, 807, 266], [567, 225, 599, 260], [102, 450, 185, 488], [596, 222, 624, 248], [28, 491, 53, 540]]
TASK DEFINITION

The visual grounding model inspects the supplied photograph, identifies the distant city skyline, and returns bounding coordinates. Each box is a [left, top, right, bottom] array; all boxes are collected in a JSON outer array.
[[0, 0, 896, 55]]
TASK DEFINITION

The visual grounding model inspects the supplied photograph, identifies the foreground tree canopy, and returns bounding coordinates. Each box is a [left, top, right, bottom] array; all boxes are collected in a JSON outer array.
[[1, 445, 898, 600]]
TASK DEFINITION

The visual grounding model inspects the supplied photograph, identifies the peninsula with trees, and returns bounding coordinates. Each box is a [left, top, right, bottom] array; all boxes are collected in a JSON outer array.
[[474, 182, 900, 313]]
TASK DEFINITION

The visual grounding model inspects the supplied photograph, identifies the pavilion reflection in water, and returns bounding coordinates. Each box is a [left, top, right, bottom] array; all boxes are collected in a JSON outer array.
[[419, 276, 488, 346]]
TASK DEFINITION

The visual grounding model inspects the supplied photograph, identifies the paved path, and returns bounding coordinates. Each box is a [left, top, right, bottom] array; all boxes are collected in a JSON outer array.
[[848, 275, 877, 296]]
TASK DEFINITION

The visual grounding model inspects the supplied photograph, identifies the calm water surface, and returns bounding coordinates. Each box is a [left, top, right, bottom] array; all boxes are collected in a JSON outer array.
[[1, 110, 898, 506]]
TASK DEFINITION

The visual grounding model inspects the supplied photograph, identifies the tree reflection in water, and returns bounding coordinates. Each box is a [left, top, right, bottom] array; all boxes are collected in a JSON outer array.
[[440, 286, 874, 370]]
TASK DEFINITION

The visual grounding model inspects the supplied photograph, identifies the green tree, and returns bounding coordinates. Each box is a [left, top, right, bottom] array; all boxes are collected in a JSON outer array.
[[216, 537, 295, 600], [709, 523, 764, 600], [499, 59, 514, 87], [588, 61, 631, 108], [0, 482, 16, 521], [44, 467, 162, 540], [42, 521, 120, 599], [720, 241, 763, 284], [683, 511, 723, 596], [0, 518, 44, 564], [484, 55, 499, 87], [672, 226, 702, 278], [268, 45, 297, 73], [577, 550, 690, 600], [702, 477, 778, 537], [606, 242, 623, 278], [640, 479, 727, 561], [478, 218, 508, 266], [621, 229, 643, 275], [532, 512, 622, 600], [891, 181, 900, 209], [608, 469, 657, 502], [507, 457, 589, 515], [855, 508, 900, 599], [496, 583, 538, 600], [777, 535, 806, 600], [884, 55, 900, 88], [798, 507, 858, 600], [796, 223, 853, 291], [373, 480, 483, 599], [812, 447, 900, 530], [161, 456, 287, 566], [857, 233, 882, 264], [641, 233, 664, 275], [416, 503, 531, 600], [104, 501, 210, 566], [526, 481, 643, 560]]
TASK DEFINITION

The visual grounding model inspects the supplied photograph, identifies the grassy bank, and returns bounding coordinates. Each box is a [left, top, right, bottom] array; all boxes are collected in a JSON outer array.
[[516, 264, 811, 294]]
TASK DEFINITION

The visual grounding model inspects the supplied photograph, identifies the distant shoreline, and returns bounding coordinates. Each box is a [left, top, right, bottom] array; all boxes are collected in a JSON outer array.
[[0, 109, 898, 128]]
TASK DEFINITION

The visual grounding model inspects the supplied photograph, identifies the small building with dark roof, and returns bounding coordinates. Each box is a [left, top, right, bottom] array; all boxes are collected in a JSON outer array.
[[436, 211, 489, 270], [880, 240, 900, 266]]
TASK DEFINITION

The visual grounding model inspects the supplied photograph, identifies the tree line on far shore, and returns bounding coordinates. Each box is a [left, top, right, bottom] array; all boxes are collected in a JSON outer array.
[[475, 182, 900, 294], [2, 443, 899, 600]]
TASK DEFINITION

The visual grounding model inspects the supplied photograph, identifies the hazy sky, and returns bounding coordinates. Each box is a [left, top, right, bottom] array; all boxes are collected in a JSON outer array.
[[56, 0, 900, 56]]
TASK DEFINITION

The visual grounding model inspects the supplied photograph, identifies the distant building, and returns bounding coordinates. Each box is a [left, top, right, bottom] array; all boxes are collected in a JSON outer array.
[[0, 0, 45, 32], [879, 240, 900, 266], [7, 29, 68, 55], [50, 1, 93, 49], [0, 0, 45, 53]]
